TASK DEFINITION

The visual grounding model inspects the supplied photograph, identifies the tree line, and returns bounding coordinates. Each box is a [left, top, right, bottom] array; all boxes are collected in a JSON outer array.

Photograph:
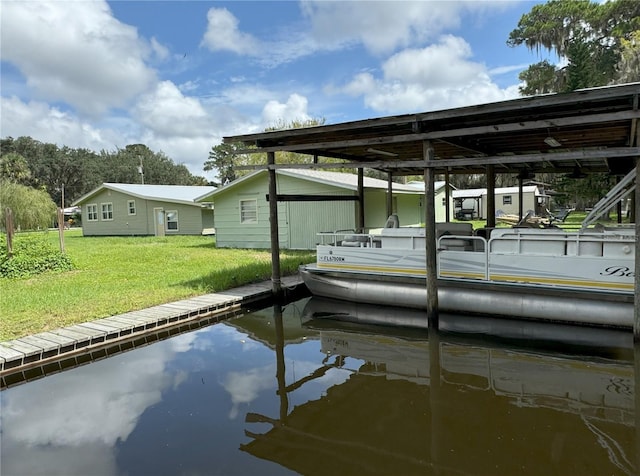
[[0, 137, 209, 209]]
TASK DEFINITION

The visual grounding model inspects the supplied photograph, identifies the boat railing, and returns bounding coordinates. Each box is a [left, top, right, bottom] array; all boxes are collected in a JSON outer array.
[[489, 229, 636, 257], [316, 230, 378, 247], [438, 235, 486, 252]]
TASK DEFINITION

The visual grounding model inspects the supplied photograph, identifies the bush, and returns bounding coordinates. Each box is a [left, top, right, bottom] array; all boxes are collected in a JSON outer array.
[[0, 233, 74, 279]]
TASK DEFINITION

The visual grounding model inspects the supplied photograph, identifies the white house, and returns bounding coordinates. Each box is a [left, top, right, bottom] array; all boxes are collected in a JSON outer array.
[[453, 184, 551, 219]]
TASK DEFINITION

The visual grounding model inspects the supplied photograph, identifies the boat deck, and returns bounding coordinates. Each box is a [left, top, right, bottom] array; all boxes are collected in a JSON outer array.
[[0, 275, 303, 381]]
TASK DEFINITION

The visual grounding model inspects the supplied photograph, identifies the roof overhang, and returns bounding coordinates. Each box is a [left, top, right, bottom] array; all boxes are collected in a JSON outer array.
[[223, 83, 640, 177]]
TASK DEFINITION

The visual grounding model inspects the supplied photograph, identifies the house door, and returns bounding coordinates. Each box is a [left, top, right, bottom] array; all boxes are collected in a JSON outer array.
[[153, 208, 165, 237]]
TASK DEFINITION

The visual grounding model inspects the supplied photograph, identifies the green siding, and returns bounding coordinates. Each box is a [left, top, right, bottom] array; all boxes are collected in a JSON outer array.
[[79, 189, 207, 236], [211, 172, 452, 250], [214, 173, 359, 249], [213, 175, 277, 248]]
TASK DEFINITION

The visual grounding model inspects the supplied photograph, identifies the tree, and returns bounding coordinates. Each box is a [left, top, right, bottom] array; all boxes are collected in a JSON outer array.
[[0, 152, 32, 184], [204, 118, 343, 184], [508, 0, 639, 208], [508, 0, 640, 94], [0, 181, 57, 231], [616, 30, 640, 83], [1, 136, 210, 206]]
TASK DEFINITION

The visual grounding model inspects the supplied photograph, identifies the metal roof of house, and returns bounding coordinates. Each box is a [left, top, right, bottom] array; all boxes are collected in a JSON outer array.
[[453, 185, 539, 199], [223, 82, 640, 178], [197, 168, 437, 201], [73, 183, 216, 206]]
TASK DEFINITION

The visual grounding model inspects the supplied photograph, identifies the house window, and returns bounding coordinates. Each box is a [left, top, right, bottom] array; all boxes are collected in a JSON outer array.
[[101, 203, 113, 220], [240, 199, 257, 223], [166, 210, 178, 230], [128, 200, 136, 215], [442, 197, 447, 206], [86, 204, 98, 221], [502, 195, 512, 205]]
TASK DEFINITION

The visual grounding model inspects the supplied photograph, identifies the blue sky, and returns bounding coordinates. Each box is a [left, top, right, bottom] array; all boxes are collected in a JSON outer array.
[[0, 1, 549, 180]]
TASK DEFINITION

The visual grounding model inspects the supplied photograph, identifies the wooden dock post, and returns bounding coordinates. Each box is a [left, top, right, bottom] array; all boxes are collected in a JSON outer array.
[[424, 140, 438, 324], [486, 165, 496, 229], [386, 172, 393, 218], [357, 168, 365, 231], [267, 152, 282, 300], [635, 162, 640, 341]]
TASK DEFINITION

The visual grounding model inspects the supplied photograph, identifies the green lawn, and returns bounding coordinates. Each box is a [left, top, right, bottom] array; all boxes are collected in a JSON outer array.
[[0, 230, 315, 341]]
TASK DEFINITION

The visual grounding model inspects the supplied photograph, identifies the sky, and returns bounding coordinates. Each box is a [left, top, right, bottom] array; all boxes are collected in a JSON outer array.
[[0, 0, 551, 181]]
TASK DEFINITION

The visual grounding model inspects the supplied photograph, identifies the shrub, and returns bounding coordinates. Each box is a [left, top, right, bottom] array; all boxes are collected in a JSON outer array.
[[0, 233, 74, 279]]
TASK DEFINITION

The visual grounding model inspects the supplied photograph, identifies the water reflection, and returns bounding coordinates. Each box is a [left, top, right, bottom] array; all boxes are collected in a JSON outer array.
[[0, 297, 637, 475]]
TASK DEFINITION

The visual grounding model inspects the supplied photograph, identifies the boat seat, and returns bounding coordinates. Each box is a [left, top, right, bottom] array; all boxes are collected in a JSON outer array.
[[384, 214, 399, 228], [341, 235, 370, 247]]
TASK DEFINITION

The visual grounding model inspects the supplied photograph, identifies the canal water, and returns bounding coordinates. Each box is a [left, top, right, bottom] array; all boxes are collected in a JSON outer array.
[[1, 297, 637, 476]]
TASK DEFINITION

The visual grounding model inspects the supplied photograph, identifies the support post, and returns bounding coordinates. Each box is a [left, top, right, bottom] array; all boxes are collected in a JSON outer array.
[[486, 165, 496, 229], [4, 208, 13, 258], [357, 168, 365, 231], [267, 152, 282, 300], [518, 176, 524, 221], [424, 140, 438, 324], [387, 172, 393, 218], [444, 170, 451, 223], [57, 208, 65, 254], [635, 160, 640, 341]]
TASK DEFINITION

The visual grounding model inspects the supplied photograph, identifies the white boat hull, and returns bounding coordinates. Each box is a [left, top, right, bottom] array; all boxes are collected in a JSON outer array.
[[300, 266, 633, 328]]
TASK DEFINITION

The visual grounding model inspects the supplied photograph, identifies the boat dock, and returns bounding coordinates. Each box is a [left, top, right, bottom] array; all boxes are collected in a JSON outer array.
[[0, 275, 304, 383]]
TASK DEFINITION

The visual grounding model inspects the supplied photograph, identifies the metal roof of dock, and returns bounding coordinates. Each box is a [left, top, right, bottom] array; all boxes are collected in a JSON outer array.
[[224, 82, 640, 177]]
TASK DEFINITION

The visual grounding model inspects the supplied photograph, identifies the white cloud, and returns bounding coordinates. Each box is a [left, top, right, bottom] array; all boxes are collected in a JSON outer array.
[[0, 0, 157, 116], [223, 365, 275, 419], [301, 0, 488, 54], [0, 333, 197, 476], [334, 35, 520, 114], [200, 7, 260, 55], [262, 93, 311, 127], [0, 96, 113, 149], [133, 81, 211, 138]]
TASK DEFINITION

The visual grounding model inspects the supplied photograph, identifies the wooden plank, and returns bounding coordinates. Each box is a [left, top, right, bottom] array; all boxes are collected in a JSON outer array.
[[1, 340, 42, 356], [51, 328, 93, 342], [65, 325, 105, 338], [0, 345, 25, 361], [32, 332, 76, 347], [18, 335, 61, 352]]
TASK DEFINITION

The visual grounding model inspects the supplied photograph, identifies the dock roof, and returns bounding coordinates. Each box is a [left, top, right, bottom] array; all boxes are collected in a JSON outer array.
[[223, 83, 640, 178]]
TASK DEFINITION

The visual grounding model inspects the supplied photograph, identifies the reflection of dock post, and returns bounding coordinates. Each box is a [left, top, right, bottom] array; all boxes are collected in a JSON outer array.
[[429, 327, 442, 474], [424, 140, 439, 324], [267, 152, 282, 299], [635, 343, 640, 475], [635, 162, 639, 341], [274, 303, 289, 422]]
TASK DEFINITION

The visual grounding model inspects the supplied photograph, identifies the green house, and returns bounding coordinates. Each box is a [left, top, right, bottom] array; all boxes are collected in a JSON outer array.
[[72, 183, 216, 236], [197, 169, 451, 250]]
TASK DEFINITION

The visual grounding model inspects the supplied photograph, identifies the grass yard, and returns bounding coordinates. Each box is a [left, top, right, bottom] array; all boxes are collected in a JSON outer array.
[[0, 229, 315, 341]]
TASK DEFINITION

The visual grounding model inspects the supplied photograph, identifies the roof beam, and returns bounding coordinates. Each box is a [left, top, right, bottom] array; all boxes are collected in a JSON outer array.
[[233, 110, 639, 154], [233, 146, 640, 171]]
